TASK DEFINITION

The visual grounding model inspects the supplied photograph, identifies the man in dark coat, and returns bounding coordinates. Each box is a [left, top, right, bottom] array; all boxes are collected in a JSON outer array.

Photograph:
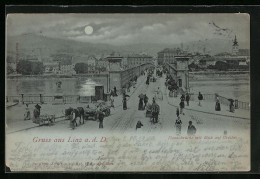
[[151, 100, 160, 124], [198, 92, 203, 106], [136, 121, 143, 130], [187, 121, 196, 136], [185, 93, 190, 106], [146, 76, 150, 85], [123, 96, 127, 110], [180, 94, 185, 102], [114, 86, 118, 96], [176, 107, 180, 117], [96, 107, 105, 129], [33, 104, 41, 123]]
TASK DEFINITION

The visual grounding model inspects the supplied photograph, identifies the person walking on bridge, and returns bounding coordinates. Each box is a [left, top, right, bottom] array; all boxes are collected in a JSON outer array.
[[198, 92, 203, 107], [175, 116, 182, 135], [185, 93, 190, 106], [187, 121, 197, 136], [114, 86, 118, 96], [151, 99, 160, 124], [122, 93, 130, 110]]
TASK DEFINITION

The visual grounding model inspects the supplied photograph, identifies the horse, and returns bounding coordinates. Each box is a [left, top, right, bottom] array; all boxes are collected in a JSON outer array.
[[65, 107, 85, 129]]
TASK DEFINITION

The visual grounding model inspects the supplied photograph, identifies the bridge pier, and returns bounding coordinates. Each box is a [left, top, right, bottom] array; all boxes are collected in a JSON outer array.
[[165, 56, 190, 93]]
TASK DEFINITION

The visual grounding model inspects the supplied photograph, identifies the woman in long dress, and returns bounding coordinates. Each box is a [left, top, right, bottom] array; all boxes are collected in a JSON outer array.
[[175, 116, 182, 135], [24, 104, 31, 120], [110, 95, 115, 108], [138, 97, 144, 110], [123, 97, 127, 110], [215, 97, 221, 111]]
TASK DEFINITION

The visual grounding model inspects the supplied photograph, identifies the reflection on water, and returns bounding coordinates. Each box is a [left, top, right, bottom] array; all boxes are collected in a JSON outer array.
[[6, 77, 108, 96]]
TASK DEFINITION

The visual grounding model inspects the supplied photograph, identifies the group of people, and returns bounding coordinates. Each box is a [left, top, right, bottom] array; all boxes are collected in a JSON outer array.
[[138, 94, 149, 110], [23, 103, 42, 123], [175, 117, 197, 136]]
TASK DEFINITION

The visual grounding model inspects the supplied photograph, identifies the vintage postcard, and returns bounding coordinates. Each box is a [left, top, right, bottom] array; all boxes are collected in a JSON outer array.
[[5, 13, 250, 172]]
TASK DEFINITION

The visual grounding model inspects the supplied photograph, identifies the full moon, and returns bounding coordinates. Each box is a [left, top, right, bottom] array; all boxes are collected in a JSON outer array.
[[84, 26, 93, 35]]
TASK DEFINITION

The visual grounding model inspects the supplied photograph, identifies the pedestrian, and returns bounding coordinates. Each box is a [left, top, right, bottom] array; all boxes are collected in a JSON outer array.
[[185, 93, 190, 106], [98, 110, 105, 129], [229, 99, 235, 113], [176, 107, 180, 117], [198, 92, 203, 106], [144, 95, 149, 108], [110, 95, 115, 108], [136, 121, 143, 130], [179, 100, 185, 115], [175, 116, 182, 135], [151, 100, 160, 124], [33, 104, 41, 123], [70, 110, 76, 129], [138, 97, 144, 110], [187, 121, 197, 136], [123, 96, 127, 110], [215, 96, 221, 111], [146, 76, 150, 85], [110, 90, 114, 97], [24, 104, 31, 120], [114, 86, 118, 96], [180, 94, 185, 102]]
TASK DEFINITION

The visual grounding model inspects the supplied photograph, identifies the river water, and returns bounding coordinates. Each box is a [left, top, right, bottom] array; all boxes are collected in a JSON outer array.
[[6, 75, 250, 102], [6, 77, 109, 97]]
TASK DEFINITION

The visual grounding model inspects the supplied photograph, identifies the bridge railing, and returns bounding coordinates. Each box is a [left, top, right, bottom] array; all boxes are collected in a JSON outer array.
[[189, 93, 250, 111], [5, 94, 109, 105]]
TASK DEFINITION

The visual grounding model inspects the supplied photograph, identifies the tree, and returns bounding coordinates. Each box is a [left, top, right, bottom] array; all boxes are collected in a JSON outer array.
[[17, 60, 32, 75], [75, 63, 88, 74], [215, 61, 229, 71], [31, 61, 44, 74], [17, 60, 43, 75], [7, 66, 15, 74]]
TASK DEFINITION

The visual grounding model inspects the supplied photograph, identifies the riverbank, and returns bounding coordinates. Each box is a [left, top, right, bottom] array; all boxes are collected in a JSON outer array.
[[189, 71, 249, 81]]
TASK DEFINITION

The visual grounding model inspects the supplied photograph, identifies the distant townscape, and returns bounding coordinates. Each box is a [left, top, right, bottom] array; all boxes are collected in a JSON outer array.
[[6, 35, 249, 76]]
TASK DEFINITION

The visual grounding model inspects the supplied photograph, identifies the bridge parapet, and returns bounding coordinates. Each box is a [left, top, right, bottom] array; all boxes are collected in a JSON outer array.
[[108, 63, 154, 93]]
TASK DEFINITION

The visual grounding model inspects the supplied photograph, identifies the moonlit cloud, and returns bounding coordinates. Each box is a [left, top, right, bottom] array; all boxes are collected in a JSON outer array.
[[6, 13, 250, 47]]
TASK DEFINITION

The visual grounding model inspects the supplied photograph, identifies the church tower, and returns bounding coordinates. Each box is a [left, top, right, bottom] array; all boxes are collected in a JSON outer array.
[[232, 35, 239, 55]]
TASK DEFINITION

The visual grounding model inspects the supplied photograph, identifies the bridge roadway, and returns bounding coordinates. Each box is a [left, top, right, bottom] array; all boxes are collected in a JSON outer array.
[[6, 72, 250, 136]]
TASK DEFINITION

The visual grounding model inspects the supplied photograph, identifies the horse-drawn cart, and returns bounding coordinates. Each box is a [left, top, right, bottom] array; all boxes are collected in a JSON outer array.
[[34, 114, 55, 126]]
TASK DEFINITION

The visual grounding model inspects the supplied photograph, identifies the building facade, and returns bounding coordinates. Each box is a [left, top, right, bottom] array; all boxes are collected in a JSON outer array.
[[126, 54, 153, 68], [157, 48, 185, 65]]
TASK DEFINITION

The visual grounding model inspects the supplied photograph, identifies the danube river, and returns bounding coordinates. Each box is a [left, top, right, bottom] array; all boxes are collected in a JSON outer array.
[[6, 74, 250, 102]]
